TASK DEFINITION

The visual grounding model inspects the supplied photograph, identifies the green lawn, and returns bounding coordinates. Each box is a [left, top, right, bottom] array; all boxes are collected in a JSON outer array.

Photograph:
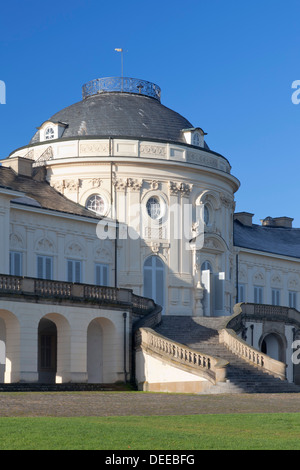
[[0, 413, 300, 450]]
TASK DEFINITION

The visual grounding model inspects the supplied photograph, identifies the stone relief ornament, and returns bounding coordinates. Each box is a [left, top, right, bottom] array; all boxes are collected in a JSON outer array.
[[113, 177, 143, 191], [9, 233, 24, 250], [127, 178, 143, 191], [271, 273, 282, 287], [80, 142, 109, 154], [168, 181, 181, 195], [253, 271, 265, 285], [23, 149, 35, 160], [140, 144, 166, 156], [52, 180, 65, 193], [288, 276, 300, 290], [64, 179, 79, 192], [66, 242, 84, 257], [33, 146, 53, 167], [168, 181, 193, 196], [179, 182, 193, 196], [90, 178, 102, 188], [36, 238, 55, 253], [151, 242, 160, 253], [150, 180, 159, 190]]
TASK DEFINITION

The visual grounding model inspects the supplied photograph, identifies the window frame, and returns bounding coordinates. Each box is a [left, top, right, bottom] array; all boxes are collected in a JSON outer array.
[[95, 263, 109, 287], [271, 288, 280, 306], [9, 251, 23, 276], [254, 285, 264, 304], [67, 259, 82, 283], [45, 126, 55, 140], [289, 291, 297, 309], [37, 255, 53, 280]]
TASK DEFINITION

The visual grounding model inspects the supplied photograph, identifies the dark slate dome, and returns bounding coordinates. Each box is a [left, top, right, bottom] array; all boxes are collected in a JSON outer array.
[[30, 77, 199, 145]]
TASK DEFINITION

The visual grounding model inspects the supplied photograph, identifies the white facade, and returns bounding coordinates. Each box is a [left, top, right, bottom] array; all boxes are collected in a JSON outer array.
[[0, 76, 300, 387], [6, 135, 239, 317]]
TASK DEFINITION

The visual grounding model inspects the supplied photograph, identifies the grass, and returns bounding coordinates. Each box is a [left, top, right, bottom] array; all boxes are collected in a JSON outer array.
[[1, 413, 300, 450]]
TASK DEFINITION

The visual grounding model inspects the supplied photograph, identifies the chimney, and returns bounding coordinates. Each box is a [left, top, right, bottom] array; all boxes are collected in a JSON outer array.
[[234, 212, 254, 227], [1, 156, 33, 177], [261, 216, 293, 228]]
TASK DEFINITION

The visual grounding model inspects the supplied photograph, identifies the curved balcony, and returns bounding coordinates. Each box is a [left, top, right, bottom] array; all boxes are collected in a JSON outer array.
[[82, 77, 161, 102]]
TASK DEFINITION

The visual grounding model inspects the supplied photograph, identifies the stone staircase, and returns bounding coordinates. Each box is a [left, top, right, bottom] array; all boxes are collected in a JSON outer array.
[[155, 316, 300, 394]]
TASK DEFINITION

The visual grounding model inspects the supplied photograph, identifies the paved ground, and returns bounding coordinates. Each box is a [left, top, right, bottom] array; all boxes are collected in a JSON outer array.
[[1, 392, 300, 417]]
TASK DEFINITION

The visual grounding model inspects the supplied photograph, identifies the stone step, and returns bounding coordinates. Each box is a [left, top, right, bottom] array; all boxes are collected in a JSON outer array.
[[154, 316, 300, 394], [0, 383, 129, 393]]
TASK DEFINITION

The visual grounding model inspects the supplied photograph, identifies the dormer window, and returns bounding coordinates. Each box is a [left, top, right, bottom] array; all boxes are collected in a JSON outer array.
[[182, 127, 207, 148], [37, 120, 68, 142], [45, 127, 55, 140]]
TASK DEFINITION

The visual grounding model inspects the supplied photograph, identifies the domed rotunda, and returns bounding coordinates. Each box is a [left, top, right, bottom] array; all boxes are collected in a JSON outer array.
[[6, 76, 240, 317]]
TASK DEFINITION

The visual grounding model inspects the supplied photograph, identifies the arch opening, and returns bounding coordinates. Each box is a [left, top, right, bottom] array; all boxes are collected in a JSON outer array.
[[38, 318, 57, 384]]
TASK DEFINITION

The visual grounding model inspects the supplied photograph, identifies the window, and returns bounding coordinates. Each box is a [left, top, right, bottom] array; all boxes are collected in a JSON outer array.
[[95, 263, 109, 286], [146, 196, 161, 220], [193, 133, 200, 146], [272, 288, 280, 306], [86, 195, 106, 216], [45, 127, 55, 140], [67, 259, 82, 283], [204, 205, 209, 225], [9, 251, 22, 276], [37, 255, 53, 280], [289, 291, 297, 309], [201, 261, 213, 272], [254, 286, 263, 304], [143, 256, 165, 309], [238, 284, 245, 302]]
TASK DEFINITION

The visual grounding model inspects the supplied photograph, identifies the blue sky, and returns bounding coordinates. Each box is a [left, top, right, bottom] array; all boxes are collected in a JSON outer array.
[[0, 0, 300, 226]]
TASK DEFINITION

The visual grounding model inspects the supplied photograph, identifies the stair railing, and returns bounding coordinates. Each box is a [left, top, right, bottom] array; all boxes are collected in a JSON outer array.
[[220, 304, 287, 380], [137, 327, 228, 384]]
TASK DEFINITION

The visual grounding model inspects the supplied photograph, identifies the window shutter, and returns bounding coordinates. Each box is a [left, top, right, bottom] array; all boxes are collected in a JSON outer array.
[[95, 265, 101, 285], [102, 265, 108, 286], [75, 261, 81, 283], [37, 256, 44, 279], [67, 260, 73, 282], [45, 257, 52, 280]]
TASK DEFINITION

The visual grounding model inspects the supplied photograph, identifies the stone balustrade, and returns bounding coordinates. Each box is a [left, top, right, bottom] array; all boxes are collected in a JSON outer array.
[[138, 327, 228, 384], [0, 274, 155, 315], [220, 305, 287, 380], [0, 275, 21, 292]]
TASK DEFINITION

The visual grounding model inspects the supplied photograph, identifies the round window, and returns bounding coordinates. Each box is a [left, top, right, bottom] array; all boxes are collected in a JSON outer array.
[[45, 127, 55, 140], [86, 195, 106, 216], [146, 196, 161, 220]]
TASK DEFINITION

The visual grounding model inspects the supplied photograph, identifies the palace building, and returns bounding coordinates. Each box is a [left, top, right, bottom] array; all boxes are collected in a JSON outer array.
[[0, 76, 300, 393]]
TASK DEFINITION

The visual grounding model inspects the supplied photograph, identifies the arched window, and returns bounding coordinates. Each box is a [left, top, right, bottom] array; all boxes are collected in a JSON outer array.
[[45, 127, 55, 140], [201, 261, 213, 272], [204, 205, 209, 225], [143, 256, 165, 309], [86, 194, 106, 216]]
